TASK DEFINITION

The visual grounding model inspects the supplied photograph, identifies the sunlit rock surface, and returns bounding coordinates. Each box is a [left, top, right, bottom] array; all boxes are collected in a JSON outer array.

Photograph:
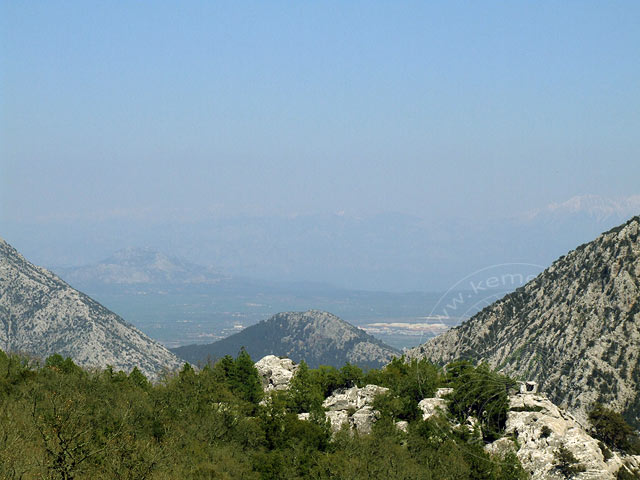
[[255, 355, 298, 391], [0, 237, 182, 380], [409, 216, 640, 429]]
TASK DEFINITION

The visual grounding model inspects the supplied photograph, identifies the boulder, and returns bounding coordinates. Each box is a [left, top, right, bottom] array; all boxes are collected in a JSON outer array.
[[350, 406, 379, 434], [418, 397, 447, 420], [254, 355, 297, 391], [395, 420, 409, 433], [323, 384, 389, 411], [435, 387, 453, 398], [326, 410, 350, 432], [298, 384, 389, 433]]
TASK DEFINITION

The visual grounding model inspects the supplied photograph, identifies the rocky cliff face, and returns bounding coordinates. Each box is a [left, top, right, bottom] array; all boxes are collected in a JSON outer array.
[[173, 310, 400, 369], [0, 237, 182, 379], [408, 216, 640, 428]]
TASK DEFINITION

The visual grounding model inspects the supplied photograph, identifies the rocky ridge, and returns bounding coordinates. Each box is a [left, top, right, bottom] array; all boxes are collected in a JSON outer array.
[[408, 216, 640, 427], [0, 237, 182, 379]]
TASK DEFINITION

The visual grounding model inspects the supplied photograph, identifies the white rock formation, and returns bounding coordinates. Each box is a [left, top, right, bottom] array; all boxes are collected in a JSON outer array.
[[418, 388, 452, 420], [325, 410, 350, 432], [322, 384, 388, 411], [315, 384, 389, 433], [351, 406, 379, 434], [435, 387, 454, 398], [487, 392, 640, 480], [395, 420, 409, 433], [415, 385, 640, 479], [254, 355, 297, 392]]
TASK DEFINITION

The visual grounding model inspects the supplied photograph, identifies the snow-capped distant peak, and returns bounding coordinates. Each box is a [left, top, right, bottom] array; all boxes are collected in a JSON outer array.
[[525, 194, 640, 222]]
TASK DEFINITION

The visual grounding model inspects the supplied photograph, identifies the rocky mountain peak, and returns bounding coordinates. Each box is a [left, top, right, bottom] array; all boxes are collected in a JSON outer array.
[[173, 310, 400, 369]]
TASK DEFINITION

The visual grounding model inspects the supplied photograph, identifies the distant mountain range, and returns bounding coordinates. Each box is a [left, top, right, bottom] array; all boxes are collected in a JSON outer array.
[[524, 194, 640, 222], [409, 216, 640, 428], [0, 237, 182, 379], [172, 310, 400, 369], [5, 194, 638, 292], [53, 246, 348, 296], [54, 247, 228, 290]]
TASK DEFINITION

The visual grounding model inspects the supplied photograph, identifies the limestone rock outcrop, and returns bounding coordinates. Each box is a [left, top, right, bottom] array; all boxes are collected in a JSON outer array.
[[487, 392, 640, 480], [418, 387, 452, 420], [411, 383, 640, 479], [254, 355, 297, 391], [320, 384, 389, 433]]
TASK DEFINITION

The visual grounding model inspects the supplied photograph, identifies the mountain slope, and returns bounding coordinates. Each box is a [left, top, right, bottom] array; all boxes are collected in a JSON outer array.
[[408, 216, 640, 428], [0, 237, 182, 379], [172, 310, 400, 369]]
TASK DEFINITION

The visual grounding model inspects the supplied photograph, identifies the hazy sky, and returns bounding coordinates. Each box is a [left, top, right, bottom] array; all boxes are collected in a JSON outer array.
[[2, 1, 639, 224]]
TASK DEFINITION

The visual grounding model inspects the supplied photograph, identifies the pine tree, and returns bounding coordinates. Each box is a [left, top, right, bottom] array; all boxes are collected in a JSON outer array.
[[231, 348, 263, 404], [288, 360, 323, 414]]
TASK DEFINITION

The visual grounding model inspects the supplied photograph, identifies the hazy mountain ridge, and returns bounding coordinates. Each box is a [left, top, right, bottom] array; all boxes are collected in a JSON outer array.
[[5, 194, 638, 292], [54, 247, 227, 288], [408, 216, 640, 428], [525, 194, 640, 222], [0, 237, 182, 379], [172, 310, 400, 369]]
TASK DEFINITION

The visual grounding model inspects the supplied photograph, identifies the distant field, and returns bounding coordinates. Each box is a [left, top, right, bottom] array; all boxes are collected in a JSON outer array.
[[87, 289, 477, 351]]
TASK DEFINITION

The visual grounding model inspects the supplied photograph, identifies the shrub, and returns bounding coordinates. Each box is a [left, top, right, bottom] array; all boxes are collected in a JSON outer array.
[[599, 441, 613, 460], [540, 425, 552, 439], [617, 464, 640, 480], [446, 361, 516, 441], [589, 403, 640, 454], [554, 445, 586, 477], [287, 360, 324, 414]]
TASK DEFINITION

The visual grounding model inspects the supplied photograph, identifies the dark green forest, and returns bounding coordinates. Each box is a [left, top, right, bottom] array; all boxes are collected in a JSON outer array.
[[0, 349, 528, 479]]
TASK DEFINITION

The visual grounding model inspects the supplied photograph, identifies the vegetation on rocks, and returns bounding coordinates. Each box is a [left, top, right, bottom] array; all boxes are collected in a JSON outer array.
[[0, 349, 525, 480], [589, 403, 640, 455]]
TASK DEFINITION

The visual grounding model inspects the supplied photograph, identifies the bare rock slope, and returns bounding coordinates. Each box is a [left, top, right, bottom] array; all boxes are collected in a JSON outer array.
[[0, 237, 182, 379], [408, 216, 640, 427]]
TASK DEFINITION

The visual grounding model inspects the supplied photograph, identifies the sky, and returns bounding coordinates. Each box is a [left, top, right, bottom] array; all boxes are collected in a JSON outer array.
[[2, 1, 640, 224]]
